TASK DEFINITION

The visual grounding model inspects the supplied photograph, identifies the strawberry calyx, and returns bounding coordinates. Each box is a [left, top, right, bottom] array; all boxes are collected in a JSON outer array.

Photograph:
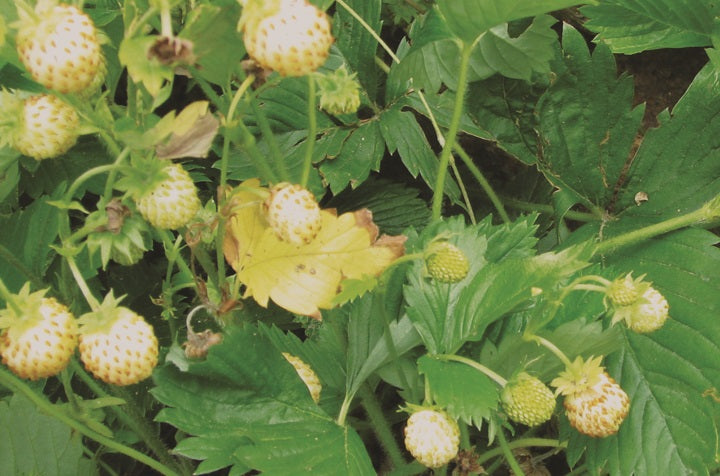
[[550, 355, 605, 397], [0, 283, 48, 335], [85, 198, 151, 268], [315, 66, 362, 116], [77, 291, 127, 334]]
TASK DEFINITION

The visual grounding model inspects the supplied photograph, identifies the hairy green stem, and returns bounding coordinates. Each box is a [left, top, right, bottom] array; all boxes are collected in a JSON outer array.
[[64, 254, 101, 311], [431, 41, 474, 220], [496, 427, 525, 476], [526, 334, 573, 369], [358, 384, 407, 469], [476, 438, 566, 466], [300, 75, 317, 188], [503, 197, 598, 222], [70, 360, 189, 474], [0, 368, 179, 476], [453, 144, 511, 224], [249, 94, 290, 181], [593, 200, 720, 256]]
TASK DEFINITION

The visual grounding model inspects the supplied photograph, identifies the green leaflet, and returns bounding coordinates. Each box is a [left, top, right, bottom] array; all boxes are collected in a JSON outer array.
[[153, 326, 375, 476], [582, 0, 716, 53]]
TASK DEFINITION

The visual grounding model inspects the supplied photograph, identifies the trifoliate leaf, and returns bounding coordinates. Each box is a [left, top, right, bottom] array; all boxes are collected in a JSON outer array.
[[153, 326, 375, 475], [223, 180, 406, 318]]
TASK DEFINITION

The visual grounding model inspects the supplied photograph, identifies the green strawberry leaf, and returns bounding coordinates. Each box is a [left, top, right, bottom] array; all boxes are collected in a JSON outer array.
[[0, 394, 96, 476], [340, 293, 422, 398], [0, 195, 60, 292], [388, 13, 558, 94], [178, 2, 244, 86], [418, 355, 499, 427], [153, 325, 375, 476], [319, 119, 384, 193], [615, 63, 720, 218], [378, 105, 460, 204], [403, 215, 542, 354], [118, 35, 174, 98], [582, 0, 716, 54], [563, 227, 720, 474], [535, 24, 644, 213], [436, 0, 595, 43]]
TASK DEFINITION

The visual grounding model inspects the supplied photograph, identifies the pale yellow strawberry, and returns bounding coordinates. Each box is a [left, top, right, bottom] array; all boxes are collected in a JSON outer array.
[[136, 164, 201, 230], [404, 409, 460, 468], [0, 285, 78, 380], [552, 356, 630, 438], [241, 0, 333, 77], [263, 182, 322, 245], [78, 295, 158, 386], [14, 94, 80, 160], [16, 3, 103, 93]]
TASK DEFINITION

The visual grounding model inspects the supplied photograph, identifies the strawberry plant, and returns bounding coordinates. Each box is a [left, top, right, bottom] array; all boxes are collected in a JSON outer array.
[[0, 0, 719, 474]]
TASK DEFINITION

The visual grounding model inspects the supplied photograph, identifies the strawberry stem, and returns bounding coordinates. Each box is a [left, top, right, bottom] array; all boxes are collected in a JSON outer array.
[[0, 367, 181, 476], [358, 384, 407, 469], [453, 144, 511, 224], [526, 334, 573, 369], [496, 425, 524, 476], [64, 254, 101, 312], [300, 75, 317, 188], [475, 437, 566, 466], [431, 40, 474, 221]]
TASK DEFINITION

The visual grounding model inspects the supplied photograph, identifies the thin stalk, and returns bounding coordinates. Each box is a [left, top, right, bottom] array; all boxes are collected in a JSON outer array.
[[335, 0, 399, 63], [159, 0, 173, 38], [527, 335, 573, 369], [449, 157, 476, 225], [64, 255, 101, 311], [431, 41, 474, 220], [475, 438, 566, 466], [300, 75, 317, 188], [497, 427, 525, 476], [249, 94, 290, 181], [64, 164, 120, 202], [337, 394, 352, 426], [70, 360, 189, 474], [358, 384, 406, 469], [434, 354, 507, 387], [593, 201, 720, 256], [102, 146, 132, 202], [0, 368, 179, 476], [502, 196, 599, 222], [222, 75, 256, 187], [453, 144, 511, 223]]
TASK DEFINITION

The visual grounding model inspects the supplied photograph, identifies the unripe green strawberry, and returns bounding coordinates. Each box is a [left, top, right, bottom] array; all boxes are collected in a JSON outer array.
[[0, 285, 78, 380], [136, 164, 201, 230], [404, 409, 460, 468], [624, 286, 669, 333], [425, 242, 469, 283], [15, 3, 103, 93], [502, 373, 555, 427], [241, 0, 333, 77], [282, 352, 321, 403], [13, 94, 80, 160], [552, 356, 630, 438], [316, 66, 361, 115], [263, 182, 322, 245], [606, 273, 647, 307], [78, 294, 158, 386]]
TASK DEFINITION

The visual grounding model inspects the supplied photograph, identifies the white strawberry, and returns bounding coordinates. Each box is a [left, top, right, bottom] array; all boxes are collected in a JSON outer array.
[[404, 408, 460, 468], [263, 182, 322, 245], [551, 356, 630, 438], [136, 164, 202, 230], [15, 2, 103, 93], [0, 284, 78, 380], [78, 293, 158, 386], [240, 0, 333, 77]]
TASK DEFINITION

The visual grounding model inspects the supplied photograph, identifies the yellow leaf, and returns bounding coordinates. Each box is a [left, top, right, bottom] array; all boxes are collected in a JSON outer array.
[[223, 181, 406, 318]]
